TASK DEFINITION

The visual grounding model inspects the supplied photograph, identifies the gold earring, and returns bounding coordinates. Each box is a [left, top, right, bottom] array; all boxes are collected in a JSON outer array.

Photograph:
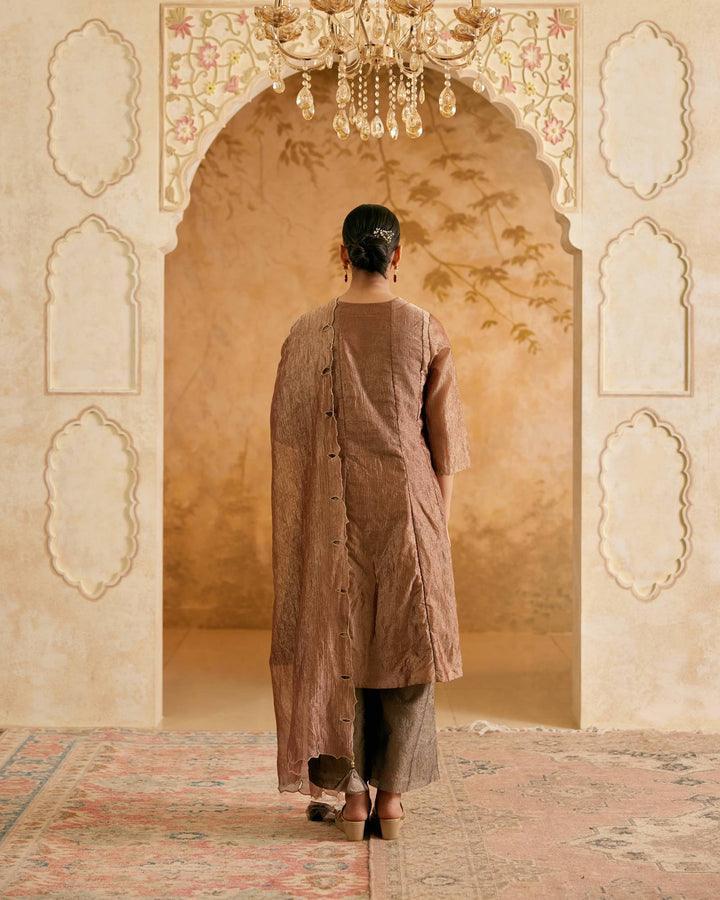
[[344, 264, 349, 283], [393, 264, 398, 283]]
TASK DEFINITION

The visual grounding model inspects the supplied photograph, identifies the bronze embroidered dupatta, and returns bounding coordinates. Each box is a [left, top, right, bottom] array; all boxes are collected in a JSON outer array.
[[270, 298, 356, 795]]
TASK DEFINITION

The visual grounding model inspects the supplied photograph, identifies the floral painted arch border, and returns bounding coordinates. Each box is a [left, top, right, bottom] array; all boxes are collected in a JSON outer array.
[[159, 4, 580, 214]]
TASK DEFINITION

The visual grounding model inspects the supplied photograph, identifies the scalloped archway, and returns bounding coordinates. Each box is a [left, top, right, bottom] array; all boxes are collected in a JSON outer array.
[[161, 8, 583, 721]]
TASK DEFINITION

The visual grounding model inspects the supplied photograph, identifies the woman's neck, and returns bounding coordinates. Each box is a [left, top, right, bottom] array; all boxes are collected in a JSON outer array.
[[339, 269, 395, 303]]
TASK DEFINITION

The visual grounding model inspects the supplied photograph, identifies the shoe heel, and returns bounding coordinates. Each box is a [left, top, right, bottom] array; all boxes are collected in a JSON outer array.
[[379, 816, 404, 840], [343, 818, 366, 841]]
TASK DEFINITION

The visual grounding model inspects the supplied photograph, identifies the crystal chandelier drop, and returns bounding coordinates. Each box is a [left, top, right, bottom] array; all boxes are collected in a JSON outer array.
[[253, 0, 502, 140]]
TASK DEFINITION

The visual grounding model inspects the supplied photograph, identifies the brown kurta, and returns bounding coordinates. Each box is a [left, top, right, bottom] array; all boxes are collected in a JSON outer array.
[[269, 295, 470, 796]]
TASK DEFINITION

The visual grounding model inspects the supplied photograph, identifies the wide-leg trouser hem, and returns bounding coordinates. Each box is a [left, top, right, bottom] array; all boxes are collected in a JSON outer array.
[[308, 682, 439, 794]]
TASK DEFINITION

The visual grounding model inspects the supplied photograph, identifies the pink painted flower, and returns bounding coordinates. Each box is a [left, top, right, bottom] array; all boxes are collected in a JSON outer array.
[[169, 15, 193, 39], [543, 115, 566, 145], [225, 75, 240, 93], [501, 75, 516, 94], [521, 43, 543, 71], [237, 11, 249, 25], [548, 8, 573, 39], [174, 115, 198, 144], [440, 29, 452, 40], [169, 73, 181, 89], [197, 42, 220, 70], [558, 74, 571, 91]]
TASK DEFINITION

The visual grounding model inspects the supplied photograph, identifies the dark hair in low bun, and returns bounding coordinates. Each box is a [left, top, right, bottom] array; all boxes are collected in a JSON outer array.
[[342, 204, 400, 276]]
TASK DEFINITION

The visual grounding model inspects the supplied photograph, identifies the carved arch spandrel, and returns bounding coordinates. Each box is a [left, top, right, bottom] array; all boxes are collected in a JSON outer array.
[[48, 19, 141, 197], [598, 408, 691, 601], [44, 407, 140, 601], [598, 218, 692, 397], [160, 4, 581, 215], [45, 215, 141, 394], [600, 20, 693, 200]]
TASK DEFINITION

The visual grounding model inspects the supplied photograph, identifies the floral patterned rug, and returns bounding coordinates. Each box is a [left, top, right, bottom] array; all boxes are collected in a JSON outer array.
[[373, 723, 720, 899], [1, 726, 719, 898], [0, 729, 367, 899]]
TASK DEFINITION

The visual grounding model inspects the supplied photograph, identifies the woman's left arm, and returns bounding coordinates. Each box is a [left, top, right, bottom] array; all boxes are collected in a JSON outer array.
[[422, 314, 471, 541]]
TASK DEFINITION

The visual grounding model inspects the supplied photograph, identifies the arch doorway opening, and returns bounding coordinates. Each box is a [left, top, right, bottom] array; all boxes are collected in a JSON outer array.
[[162, 66, 579, 731]]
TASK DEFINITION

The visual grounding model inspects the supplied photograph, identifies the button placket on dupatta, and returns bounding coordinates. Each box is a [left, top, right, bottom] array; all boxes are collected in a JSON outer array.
[[322, 298, 359, 773]]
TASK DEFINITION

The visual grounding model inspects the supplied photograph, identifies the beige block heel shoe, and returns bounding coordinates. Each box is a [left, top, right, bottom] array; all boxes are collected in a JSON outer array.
[[377, 802, 405, 841], [335, 805, 367, 841]]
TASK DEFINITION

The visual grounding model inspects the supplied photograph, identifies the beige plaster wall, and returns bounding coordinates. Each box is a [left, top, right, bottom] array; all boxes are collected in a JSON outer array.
[[576, 1, 720, 729], [164, 67, 573, 632], [0, 2, 173, 727]]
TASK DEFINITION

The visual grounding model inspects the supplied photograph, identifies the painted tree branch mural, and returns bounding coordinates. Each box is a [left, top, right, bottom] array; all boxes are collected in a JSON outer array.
[[194, 66, 573, 353], [167, 40, 573, 630]]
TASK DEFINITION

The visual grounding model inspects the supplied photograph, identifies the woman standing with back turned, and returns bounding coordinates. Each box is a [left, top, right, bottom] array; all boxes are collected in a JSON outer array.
[[269, 203, 471, 841]]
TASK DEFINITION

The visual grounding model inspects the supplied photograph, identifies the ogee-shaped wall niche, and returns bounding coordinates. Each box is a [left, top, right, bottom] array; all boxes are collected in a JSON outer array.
[[600, 21, 692, 199], [45, 407, 140, 600], [48, 19, 141, 196], [599, 408, 691, 601], [46, 216, 140, 394], [599, 218, 691, 396]]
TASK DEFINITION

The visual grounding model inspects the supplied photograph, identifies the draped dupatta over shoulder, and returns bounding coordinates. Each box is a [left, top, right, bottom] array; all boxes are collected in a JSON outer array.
[[269, 296, 471, 796]]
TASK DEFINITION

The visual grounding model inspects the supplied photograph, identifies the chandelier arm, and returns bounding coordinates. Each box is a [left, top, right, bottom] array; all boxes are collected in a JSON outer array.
[[390, 18, 423, 63], [355, 7, 372, 52], [343, 57, 364, 77], [333, 42, 363, 71], [388, 12, 406, 47], [394, 59, 414, 77], [274, 44, 331, 69], [424, 46, 479, 66], [327, 12, 354, 50]]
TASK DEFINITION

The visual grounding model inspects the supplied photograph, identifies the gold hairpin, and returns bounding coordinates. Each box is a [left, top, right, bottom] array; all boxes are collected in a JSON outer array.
[[372, 227, 394, 243]]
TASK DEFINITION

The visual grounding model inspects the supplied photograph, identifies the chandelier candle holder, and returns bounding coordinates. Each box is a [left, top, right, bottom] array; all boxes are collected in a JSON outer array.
[[253, 0, 502, 140]]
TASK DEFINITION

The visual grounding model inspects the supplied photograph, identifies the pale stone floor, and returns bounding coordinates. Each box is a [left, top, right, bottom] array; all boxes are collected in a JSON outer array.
[[162, 629, 575, 731]]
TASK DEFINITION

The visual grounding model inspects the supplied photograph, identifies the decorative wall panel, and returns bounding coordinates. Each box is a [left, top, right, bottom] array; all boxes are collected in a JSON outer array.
[[160, 4, 580, 212], [599, 409, 691, 601], [600, 21, 692, 199], [48, 19, 141, 196], [44, 407, 140, 600], [46, 216, 140, 393], [599, 218, 691, 396]]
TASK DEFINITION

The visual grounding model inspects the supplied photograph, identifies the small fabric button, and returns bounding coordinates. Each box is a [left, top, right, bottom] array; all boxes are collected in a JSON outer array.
[[339, 631, 349, 637], [330, 496, 340, 501], [332, 539, 342, 545], [338, 587, 347, 593], [328, 452, 337, 458], [322, 366, 331, 374]]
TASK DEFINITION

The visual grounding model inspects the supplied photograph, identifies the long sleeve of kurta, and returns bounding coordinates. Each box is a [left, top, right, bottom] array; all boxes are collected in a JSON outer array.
[[422, 314, 472, 476]]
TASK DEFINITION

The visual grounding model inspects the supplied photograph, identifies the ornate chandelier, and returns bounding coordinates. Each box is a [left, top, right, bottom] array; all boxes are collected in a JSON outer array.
[[253, 0, 502, 140]]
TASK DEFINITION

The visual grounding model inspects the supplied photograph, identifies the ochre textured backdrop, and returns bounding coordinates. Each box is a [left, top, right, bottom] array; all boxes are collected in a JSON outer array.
[[164, 67, 573, 631]]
